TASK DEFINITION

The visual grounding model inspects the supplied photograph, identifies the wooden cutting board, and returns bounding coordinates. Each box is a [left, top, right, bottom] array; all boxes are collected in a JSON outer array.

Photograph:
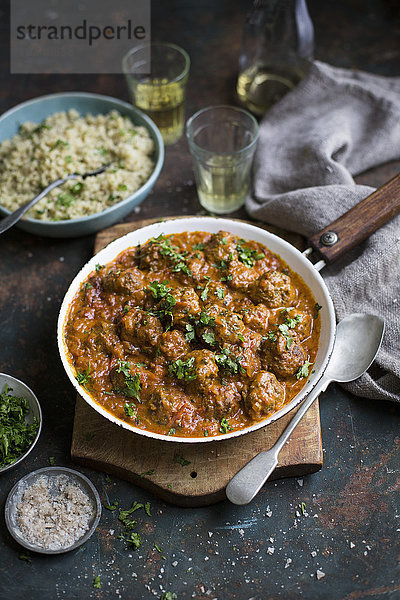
[[71, 217, 323, 506]]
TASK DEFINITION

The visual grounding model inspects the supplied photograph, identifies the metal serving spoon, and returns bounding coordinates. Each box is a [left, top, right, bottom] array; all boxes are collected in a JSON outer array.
[[226, 313, 385, 505], [0, 163, 110, 235]]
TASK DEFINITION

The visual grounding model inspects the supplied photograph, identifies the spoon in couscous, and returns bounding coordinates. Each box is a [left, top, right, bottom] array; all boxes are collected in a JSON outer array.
[[0, 163, 110, 235]]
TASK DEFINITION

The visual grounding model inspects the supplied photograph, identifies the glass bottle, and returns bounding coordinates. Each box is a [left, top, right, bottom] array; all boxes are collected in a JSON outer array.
[[237, 0, 314, 115]]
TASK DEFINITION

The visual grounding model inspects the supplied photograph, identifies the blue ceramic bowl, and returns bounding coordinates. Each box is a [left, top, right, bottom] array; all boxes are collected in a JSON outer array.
[[0, 92, 164, 238]]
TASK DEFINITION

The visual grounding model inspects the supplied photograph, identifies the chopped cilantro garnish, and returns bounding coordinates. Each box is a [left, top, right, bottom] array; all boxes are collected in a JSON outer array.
[[160, 593, 177, 600], [93, 576, 101, 589], [278, 324, 294, 349], [219, 417, 231, 434], [18, 552, 32, 564], [168, 358, 197, 382], [140, 469, 155, 478], [200, 281, 210, 301], [115, 360, 141, 400], [151, 236, 192, 276], [71, 181, 84, 194], [202, 331, 216, 346], [76, 364, 91, 388], [147, 283, 176, 329], [215, 287, 225, 300], [204, 429, 209, 437], [236, 242, 264, 267], [118, 530, 141, 549], [51, 139, 69, 150], [173, 453, 191, 466], [314, 303, 323, 318], [95, 263, 103, 272], [296, 360, 312, 379], [147, 280, 171, 300], [192, 242, 205, 251], [84, 282, 92, 289], [284, 314, 302, 329], [196, 311, 215, 327], [215, 347, 243, 375], [124, 403, 136, 418], [167, 428, 176, 436], [185, 323, 196, 342]]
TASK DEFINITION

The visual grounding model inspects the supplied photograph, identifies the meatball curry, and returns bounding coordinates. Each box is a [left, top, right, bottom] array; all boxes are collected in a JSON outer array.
[[64, 231, 321, 438]]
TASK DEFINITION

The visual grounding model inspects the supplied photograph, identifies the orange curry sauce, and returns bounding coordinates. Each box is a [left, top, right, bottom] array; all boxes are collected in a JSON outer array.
[[64, 231, 320, 438]]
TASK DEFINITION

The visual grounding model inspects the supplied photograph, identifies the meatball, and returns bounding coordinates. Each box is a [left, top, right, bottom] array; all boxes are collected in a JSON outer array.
[[242, 303, 270, 334], [245, 371, 285, 419], [147, 388, 179, 425], [202, 382, 242, 420], [204, 231, 237, 265], [278, 309, 312, 340], [200, 281, 233, 308], [159, 329, 190, 362], [185, 349, 218, 392], [102, 267, 146, 301], [87, 321, 123, 357], [201, 304, 246, 346], [171, 287, 201, 329], [185, 254, 207, 283], [119, 307, 163, 353], [250, 270, 296, 308], [136, 239, 168, 271], [227, 259, 259, 291], [262, 331, 306, 378]]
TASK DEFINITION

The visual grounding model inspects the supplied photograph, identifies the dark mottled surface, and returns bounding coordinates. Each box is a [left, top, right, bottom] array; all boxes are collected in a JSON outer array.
[[0, 1, 399, 599]]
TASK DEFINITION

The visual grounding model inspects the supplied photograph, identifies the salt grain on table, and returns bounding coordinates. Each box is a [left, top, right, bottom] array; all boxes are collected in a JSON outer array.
[[16, 475, 95, 551]]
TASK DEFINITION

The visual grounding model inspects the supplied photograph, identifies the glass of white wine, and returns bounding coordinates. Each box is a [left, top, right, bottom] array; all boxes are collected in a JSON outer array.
[[186, 105, 259, 214], [122, 42, 190, 146]]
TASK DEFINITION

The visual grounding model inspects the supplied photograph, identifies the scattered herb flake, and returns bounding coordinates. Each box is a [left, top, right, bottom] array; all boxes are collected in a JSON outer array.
[[296, 360, 312, 380], [202, 330, 216, 346], [140, 469, 155, 478], [219, 417, 231, 434], [168, 358, 196, 382], [76, 364, 91, 388], [93, 576, 101, 589], [104, 501, 118, 511], [48, 456, 56, 466], [315, 303, 323, 318], [18, 552, 32, 564], [236, 242, 264, 268], [145, 502, 151, 517], [173, 453, 191, 467], [278, 324, 294, 349]]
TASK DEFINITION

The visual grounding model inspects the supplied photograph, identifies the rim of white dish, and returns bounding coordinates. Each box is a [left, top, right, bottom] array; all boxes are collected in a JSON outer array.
[[57, 216, 336, 443], [0, 91, 164, 227]]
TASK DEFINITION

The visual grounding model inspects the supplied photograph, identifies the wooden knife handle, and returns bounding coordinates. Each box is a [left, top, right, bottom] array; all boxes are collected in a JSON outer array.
[[308, 172, 400, 264]]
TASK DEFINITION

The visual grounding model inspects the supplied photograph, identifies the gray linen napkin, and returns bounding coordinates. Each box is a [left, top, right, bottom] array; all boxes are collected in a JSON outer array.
[[246, 60, 400, 402]]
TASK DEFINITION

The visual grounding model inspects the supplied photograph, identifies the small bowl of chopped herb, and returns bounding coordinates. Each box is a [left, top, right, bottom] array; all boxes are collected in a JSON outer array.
[[0, 373, 42, 473]]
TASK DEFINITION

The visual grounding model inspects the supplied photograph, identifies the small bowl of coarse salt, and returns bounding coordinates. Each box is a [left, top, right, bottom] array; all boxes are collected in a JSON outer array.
[[5, 467, 102, 554]]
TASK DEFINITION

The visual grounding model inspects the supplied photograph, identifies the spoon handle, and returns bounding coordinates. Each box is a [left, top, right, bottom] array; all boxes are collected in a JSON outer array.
[[0, 175, 74, 235], [226, 375, 331, 505]]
